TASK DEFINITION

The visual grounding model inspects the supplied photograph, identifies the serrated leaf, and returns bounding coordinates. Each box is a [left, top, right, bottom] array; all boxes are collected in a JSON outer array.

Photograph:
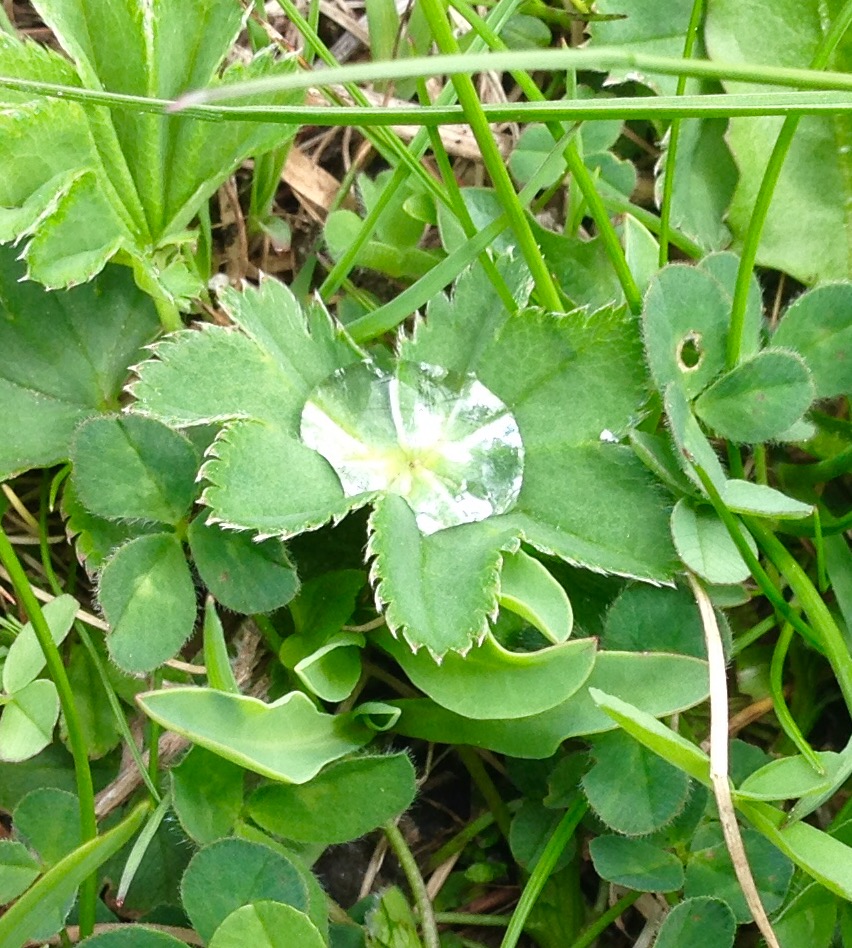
[[671, 499, 757, 584], [0, 248, 158, 480], [589, 835, 685, 892], [721, 479, 812, 520], [137, 688, 386, 783], [3, 594, 77, 694], [188, 518, 299, 615], [99, 533, 197, 674], [774, 282, 852, 397], [71, 415, 199, 525], [367, 493, 519, 654], [0, 680, 60, 762], [180, 838, 308, 943], [705, 0, 852, 284], [377, 627, 596, 719], [247, 753, 417, 844], [643, 264, 731, 399], [499, 550, 573, 644], [694, 349, 815, 443], [583, 729, 691, 835], [392, 651, 710, 757]]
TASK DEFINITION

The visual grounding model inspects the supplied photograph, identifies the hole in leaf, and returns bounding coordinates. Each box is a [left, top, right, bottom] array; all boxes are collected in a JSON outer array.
[[301, 361, 524, 535], [677, 331, 704, 371]]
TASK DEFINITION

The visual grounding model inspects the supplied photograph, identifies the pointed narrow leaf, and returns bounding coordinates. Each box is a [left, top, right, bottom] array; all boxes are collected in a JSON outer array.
[[3, 595, 77, 694], [735, 753, 839, 802]]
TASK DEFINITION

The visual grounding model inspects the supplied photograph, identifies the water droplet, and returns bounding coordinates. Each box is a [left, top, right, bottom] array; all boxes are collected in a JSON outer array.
[[301, 361, 524, 534]]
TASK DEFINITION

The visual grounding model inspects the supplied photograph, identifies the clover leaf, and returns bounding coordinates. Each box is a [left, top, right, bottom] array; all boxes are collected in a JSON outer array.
[[132, 258, 676, 657]]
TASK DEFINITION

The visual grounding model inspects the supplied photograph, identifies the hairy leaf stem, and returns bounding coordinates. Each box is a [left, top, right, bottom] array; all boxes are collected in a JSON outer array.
[[384, 819, 440, 948]]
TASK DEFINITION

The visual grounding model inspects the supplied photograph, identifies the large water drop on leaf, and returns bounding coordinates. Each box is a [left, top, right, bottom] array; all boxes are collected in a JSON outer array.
[[301, 361, 524, 534]]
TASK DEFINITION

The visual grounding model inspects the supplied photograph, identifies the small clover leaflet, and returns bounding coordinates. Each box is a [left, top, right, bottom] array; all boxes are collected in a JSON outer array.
[[131, 261, 676, 657]]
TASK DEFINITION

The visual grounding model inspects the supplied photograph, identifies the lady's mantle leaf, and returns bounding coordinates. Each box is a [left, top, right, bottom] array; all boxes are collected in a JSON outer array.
[[302, 360, 524, 535]]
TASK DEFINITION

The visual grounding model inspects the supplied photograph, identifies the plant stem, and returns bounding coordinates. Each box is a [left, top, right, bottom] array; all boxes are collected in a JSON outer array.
[[658, 0, 705, 266], [727, 0, 852, 368], [384, 819, 440, 948], [418, 0, 563, 312], [769, 622, 824, 772], [569, 890, 641, 948], [500, 798, 587, 948], [457, 746, 512, 841], [0, 527, 98, 937]]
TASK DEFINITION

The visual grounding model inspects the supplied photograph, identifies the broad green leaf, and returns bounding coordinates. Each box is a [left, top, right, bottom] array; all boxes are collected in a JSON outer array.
[[3, 594, 77, 694], [602, 583, 707, 658], [1, 2, 302, 294], [79, 929, 187, 947], [171, 746, 244, 846], [771, 881, 837, 948], [0, 841, 40, 903], [188, 519, 299, 615], [0, 249, 158, 480], [0, 680, 59, 762], [735, 753, 840, 801], [181, 838, 308, 943], [289, 570, 366, 639], [392, 651, 709, 757], [99, 533, 197, 674], [642, 264, 731, 399], [774, 283, 852, 397], [137, 688, 386, 783], [583, 729, 691, 835], [720, 480, 813, 520], [325, 210, 439, 282], [653, 897, 736, 948], [71, 415, 199, 525], [62, 642, 125, 758], [378, 628, 596, 719], [534, 226, 626, 311], [671, 499, 756, 585], [499, 550, 573, 644], [368, 493, 520, 654], [685, 823, 793, 923], [247, 753, 416, 844], [0, 802, 148, 948], [656, 118, 736, 252], [209, 902, 325, 948], [13, 788, 80, 867], [622, 214, 660, 294], [589, 835, 685, 892], [62, 481, 155, 570], [694, 349, 815, 443], [698, 252, 763, 360], [705, 0, 852, 284]]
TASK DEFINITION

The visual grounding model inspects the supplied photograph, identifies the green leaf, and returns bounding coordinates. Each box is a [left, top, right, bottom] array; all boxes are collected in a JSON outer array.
[[72, 414, 199, 524], [202, 598, 239, 694], [378, 628, 596, 719], [62, 643, 124, 758], [391, 651, 709, 757], [705, 0, 852, 284], [698, 253, 763, 361], [694, 349, 815, 443], [671, 499, 756, 585], [13, 788, 80, 866], [0, 2, 302, 293], [685, 822, 793, 923], [602, 582, 708, 658], [247, 753, 417, 844], [653, 897, 736, 948], [0, 841, 40, 903], [0, 680, 60, 762], [583, 729, 691, 835], [209, 902, 326, 948], [771, 881, 837, 948], [368, 493, 520, 655], [171, 746, 244, 846], [509, 801, 574, 873], [3, 594, 77, 694], [720, 480, 813, 520], [99, 533, 197, 674], [588, 835, 685, 892], [664, 384, 727, 493], [642, 264, 731, 399], [0, 802, 148, 948], [0, 249, 158, 480], [499, 550, 573, 645], [366, 887, 423, 948], [188, 518, 299, 615], [735, 753, 840, 801], [180, 838, 308, 944], [78, 929, 187, 947], [137, 688, 385, 783], [773, 283, 852, 397]]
